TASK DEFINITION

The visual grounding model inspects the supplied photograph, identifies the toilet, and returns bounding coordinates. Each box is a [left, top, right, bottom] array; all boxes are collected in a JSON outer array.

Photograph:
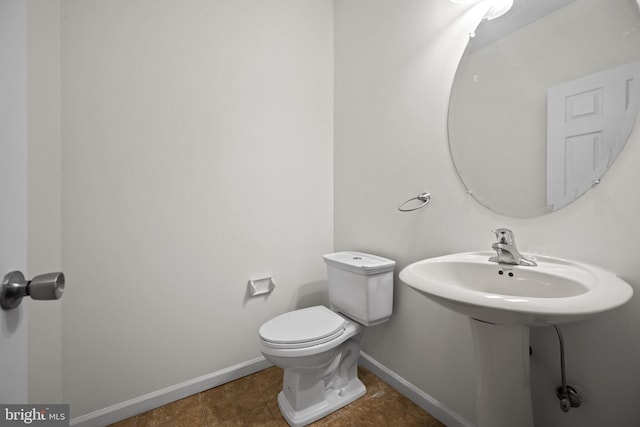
[[258, 251, 396, 427]]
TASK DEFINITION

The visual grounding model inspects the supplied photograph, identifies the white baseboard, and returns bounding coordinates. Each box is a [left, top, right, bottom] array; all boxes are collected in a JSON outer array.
[[359, 352, 475, 427], [70, 353, 473, 427], [69, 357, 271, 427]]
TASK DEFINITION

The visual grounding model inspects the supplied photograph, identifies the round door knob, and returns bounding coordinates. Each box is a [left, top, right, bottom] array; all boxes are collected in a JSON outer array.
[[28, 272, 65, 300]]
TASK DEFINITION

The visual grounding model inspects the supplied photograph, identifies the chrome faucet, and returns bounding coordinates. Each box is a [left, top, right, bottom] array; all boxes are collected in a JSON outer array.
[[489, 228, 537, 267]]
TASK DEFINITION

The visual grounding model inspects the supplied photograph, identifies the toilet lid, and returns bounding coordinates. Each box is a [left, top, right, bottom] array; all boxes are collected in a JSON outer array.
[[259, 306, 346, 348]]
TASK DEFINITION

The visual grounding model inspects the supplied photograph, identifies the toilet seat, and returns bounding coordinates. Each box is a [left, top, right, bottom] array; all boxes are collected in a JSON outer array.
[[259, 306, 346, 349]]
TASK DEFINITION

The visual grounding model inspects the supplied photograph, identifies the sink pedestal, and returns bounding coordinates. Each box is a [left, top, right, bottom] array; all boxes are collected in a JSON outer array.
[[471, 319, 534, 427]]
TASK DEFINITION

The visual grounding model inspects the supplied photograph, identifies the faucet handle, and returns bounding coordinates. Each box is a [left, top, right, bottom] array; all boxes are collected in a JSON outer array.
[[492, 228, 515, 244]]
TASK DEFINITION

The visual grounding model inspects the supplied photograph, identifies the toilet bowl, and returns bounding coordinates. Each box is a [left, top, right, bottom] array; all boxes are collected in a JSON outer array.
[[258, 252, 395, 427], [259, 305, 365, 426]]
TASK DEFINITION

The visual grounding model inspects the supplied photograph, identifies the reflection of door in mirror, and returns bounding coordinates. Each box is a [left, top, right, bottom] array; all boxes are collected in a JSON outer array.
[[447, 0, 640, 218], [547, 62, 640, 210]]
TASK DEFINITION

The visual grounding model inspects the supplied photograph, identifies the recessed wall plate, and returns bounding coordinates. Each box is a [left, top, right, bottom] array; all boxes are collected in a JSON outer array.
[[248, 276, 276, 297]]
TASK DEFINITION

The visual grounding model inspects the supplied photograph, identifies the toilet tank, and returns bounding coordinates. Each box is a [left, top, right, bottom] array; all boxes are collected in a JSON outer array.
[[323, 251, 396, 326]]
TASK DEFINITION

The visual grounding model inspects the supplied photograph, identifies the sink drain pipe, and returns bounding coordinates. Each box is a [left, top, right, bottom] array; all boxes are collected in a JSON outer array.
[[553, 325, 582, 412]]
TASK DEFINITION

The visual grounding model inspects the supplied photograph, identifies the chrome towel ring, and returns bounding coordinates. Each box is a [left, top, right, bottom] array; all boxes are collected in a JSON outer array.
[[398, 192, 431, 212]]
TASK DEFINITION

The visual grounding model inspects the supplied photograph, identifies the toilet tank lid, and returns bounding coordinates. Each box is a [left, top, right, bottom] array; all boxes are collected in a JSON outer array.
[[323, 251, 396, 275]]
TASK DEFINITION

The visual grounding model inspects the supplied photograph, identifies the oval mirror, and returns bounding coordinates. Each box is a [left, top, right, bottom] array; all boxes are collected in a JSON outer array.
[[448, 0, 640, 217]]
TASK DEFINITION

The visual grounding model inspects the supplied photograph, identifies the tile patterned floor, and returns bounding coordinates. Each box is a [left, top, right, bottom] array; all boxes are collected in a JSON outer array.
[[108, 366, 445, 426]]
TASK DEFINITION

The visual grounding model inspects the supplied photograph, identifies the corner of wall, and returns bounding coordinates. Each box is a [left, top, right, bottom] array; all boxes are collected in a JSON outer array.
[[26, 0, 63, 404]]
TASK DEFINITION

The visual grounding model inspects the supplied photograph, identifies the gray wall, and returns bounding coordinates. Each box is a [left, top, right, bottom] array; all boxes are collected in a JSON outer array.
[[23, 0, 640, 425], [59, 0, 333, 417], [335, 1, 640, 426], [27, 0, 63, 404]]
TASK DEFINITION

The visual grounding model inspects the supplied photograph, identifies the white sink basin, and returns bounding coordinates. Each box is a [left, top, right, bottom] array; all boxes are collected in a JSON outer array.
[[400, 251, 633, 326]]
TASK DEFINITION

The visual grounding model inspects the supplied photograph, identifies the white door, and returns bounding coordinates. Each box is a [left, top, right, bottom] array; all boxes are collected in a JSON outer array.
[[0, 0, 29, 403], [547, 62, 640, 209]]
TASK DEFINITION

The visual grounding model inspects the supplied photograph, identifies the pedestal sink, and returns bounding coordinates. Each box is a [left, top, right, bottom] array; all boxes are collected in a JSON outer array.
[[400, 252, 633, 427]]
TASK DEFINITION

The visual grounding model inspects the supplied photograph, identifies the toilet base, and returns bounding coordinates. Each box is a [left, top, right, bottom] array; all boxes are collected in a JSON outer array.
[[277, 377, 366, 427]]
